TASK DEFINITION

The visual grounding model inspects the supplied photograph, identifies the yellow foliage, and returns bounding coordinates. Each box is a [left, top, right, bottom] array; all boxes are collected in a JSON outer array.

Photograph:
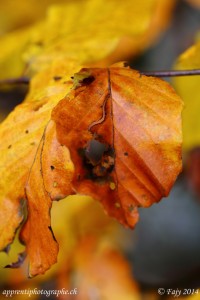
[[174, 40, 200, 150], [0, 61, 79, 252], [0, 0, 67, 34], [0, 0, 176, 79]]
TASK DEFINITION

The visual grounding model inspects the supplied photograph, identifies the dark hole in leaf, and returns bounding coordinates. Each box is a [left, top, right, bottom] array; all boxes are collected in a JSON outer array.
[[85, 139, 107, 165], [81, 75, 95, 85], [79, 139, 115, 181]]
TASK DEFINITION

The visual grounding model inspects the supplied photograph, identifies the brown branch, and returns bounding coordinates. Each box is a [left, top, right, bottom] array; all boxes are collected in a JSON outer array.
[[0, 77, 30, 85], [141, 69, 200, 77], [0, 70, 200, 86]]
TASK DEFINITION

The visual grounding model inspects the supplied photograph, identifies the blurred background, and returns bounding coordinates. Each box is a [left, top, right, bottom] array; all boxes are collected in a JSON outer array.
[[131, 0, 200, 291], [0, 0, 200, 299]]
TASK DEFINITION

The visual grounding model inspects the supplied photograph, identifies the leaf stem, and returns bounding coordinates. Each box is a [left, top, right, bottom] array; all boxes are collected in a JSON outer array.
[[141, 69, 200, 77], [0, 77, 30, 85]]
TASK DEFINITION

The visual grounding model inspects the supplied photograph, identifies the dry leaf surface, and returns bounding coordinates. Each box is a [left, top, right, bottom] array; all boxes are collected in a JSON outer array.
[[52, 65, 183, 228]]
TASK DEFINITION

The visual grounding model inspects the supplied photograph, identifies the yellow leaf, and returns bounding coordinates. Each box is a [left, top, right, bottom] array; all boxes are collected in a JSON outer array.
[[0, 60, 79, 252], [0, 0, 176, 79], [0, 29, 30, 79], [174, 41, 200, 150], [0, 0, 66, 34]]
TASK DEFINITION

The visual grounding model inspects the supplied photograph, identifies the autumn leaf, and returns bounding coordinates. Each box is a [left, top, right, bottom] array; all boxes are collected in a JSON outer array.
[[0, 62, 183, 277], [19, 120, 75, 277], [0, 61, 78, 257], [174, 40, 200, 151], [0, 0, 175, 79], [52, 64, 183, 228]]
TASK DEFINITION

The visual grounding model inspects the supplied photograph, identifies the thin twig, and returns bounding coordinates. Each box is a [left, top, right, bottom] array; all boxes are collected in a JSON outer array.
[[0, 77, 30, 85], [141, 69, 200, 77], [0, 70, 200, 85]]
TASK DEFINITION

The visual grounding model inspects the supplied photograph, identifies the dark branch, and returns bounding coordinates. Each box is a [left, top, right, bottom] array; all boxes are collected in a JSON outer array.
[[0, 70, 200, 85], [141, 69, 200, 77], [0, 77, 30, 85]]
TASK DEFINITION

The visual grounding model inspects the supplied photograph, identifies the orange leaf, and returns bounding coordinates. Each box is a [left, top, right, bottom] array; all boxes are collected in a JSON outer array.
[[20, 121, 74, 277], [52, 64, 183, 228]]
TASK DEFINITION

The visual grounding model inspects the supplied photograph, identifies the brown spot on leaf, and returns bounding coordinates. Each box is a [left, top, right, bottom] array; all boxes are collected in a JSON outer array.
[[34, 41, 43, 47], [109, 182, 116, 190], [53, 181, 58, 187], [115, 202, 121, 209], [53, 76, 62, 81]]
